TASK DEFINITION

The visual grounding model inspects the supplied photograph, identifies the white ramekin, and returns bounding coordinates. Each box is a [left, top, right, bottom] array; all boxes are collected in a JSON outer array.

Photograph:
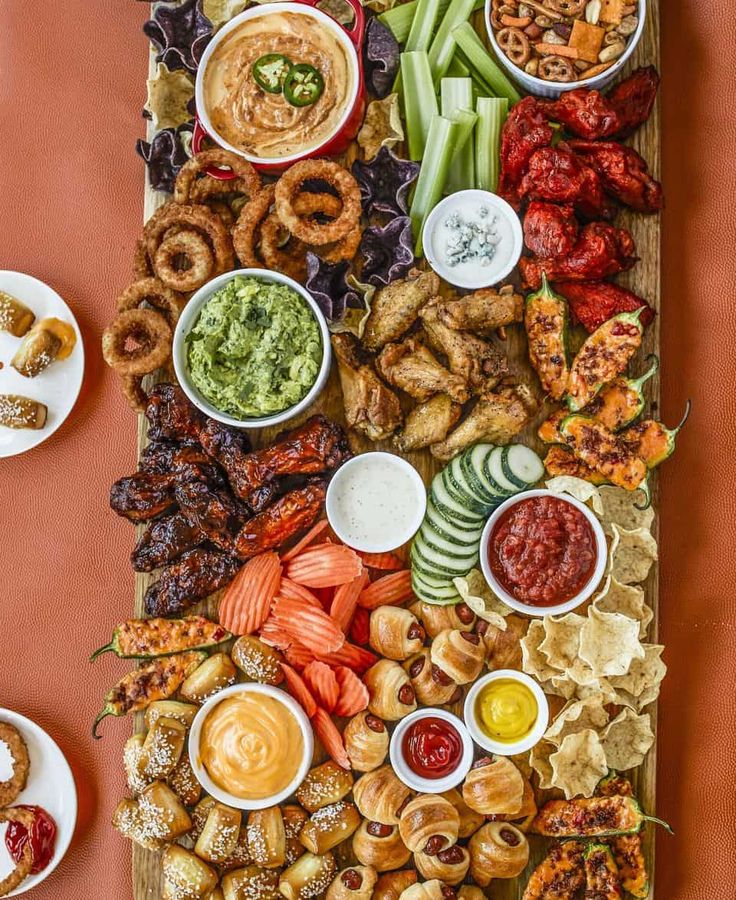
[[325, 452, 428, 553], [188, 683, 314, 810], [479, 488, 608, 617], [195, 2, 362, 167], [464, 669, 549, 756], [389, 708, 474, 793], [173, 268, 331, 429], [485, 0, 647, 100]]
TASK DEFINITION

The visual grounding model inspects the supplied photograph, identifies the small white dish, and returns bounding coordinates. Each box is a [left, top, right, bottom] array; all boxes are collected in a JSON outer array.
[[479, 488, 608, 617], [188, 683, 313, 811], [464, 670, 549, 757], [0, 709, 77, 896], [325, 451, 427, 553], [422, 189, 523, 290], [389, 709, 474, 794], [0, 272, 84, 459], [173, 268, 331, 430]]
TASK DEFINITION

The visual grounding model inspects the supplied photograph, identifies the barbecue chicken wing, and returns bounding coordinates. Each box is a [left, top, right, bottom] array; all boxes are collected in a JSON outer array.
[[131, 513, 205, 572], [498, 96, 555, 209], [523, 202, 579, 259], [567, 140, 663, 214], [395, 395, 463, 452], [376, 337, 469, 403], [144, 549, 241, 617], [332, 333, 403, 441], [420, 299, 509, 392], [110, 462, 222, 522], [174, 481, 247, 552], [430, 384, 537, 461], [234, 481, 327, 560], [520, 146, 616, 221], [431, 286, 524, 335], [362, 269, 440, 351]]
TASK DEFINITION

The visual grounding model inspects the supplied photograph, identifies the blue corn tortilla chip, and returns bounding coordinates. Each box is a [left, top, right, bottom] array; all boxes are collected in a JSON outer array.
[[306, 252, 360, 323], [144, 0, 213, 74], [136, 124, 194, 194], [359, 216, 415, 287], [364, 16, 400, 99], [352, 146, 420, 217]]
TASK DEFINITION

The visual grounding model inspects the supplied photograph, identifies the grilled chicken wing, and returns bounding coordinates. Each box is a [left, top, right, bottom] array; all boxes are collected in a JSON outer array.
[[395, 395, 463, 452], [362, 269, 440, 351], [431, 384, 536, 461], [131, 513, 205, 572], [376, 337, 469, 403], [420, 298, 509, 392], [332, 333, 403, 441], [234, 481, 327, 560], [144, 549, 241, 617], [174, 481, 247, 552], [431, 286, 525, 335]]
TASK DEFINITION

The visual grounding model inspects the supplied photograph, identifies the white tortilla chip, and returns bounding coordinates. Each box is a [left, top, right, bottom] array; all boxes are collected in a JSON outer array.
[[550, 730, 608, 799], [601, 709, 655, 770], [521, 620, 562, 682], [598, 485, 655, 537], [608, 644, 667, 705], [539, 613, 585, 670], [545, 476, 604, 516], [609, 523, 658, 585], [203, 0, 248, 29], [145, 63, 194, 131], [357, 94, 404, 159], [454, 569, 511, 630], [544, 675, 579, 700], [544, 694, 610, 747], [529, 740, 556, 790], [578, 606, 645, 677], [593, 575, 653, 638]]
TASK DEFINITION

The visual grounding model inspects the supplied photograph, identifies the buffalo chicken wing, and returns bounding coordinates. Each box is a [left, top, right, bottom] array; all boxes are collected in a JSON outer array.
[[554, 281, 655, 333], [567, 140, 663, 214], [523, 202, 579, 259], [520, 146, 617, 221], [498, 96, 555, 209]]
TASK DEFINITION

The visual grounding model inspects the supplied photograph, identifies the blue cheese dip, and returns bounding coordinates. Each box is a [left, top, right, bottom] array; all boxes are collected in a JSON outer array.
[[325, 452, 427, 552], [423, 189, 524, 289]]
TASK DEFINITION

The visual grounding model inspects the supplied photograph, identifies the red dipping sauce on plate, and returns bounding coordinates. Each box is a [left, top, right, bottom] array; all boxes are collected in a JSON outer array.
[[488, 495, 597, 606], [5, 805, 57, 875], [402, 716, 463, 779]]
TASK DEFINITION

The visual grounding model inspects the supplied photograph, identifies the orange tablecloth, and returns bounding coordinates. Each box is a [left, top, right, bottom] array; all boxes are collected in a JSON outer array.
[[0, 1, 733, 897]]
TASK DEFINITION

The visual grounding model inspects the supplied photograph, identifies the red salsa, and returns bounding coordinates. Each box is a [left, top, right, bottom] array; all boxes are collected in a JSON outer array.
[[5, 805, 57, 875], [488, 495, 597, 606], [402, 716, 463, 779]]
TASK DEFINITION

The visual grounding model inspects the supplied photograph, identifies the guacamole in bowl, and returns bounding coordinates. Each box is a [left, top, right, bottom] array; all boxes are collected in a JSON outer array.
[[185, 275, 323, 419]]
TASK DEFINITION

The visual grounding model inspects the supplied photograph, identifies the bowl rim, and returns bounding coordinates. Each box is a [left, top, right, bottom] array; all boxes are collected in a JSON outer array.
[[389, 707, 474, 794], [325, 451, 428, 553], [194, 1, 362, 166], [422, 189, 524, 290], [484, 0, 647, 96], [463, 669, 550, 756], [188, 683, 314, 810], [479, 487, 608, 617], [172, 267, 332, 429]]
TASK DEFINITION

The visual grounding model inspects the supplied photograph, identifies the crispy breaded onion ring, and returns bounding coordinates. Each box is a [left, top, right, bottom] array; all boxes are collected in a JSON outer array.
[[174, 149, 261, 204], [260, 212, 309, 281], [320, 223, 362, 264], [144, 202, 235, 276], [116, 278, 186, 328], [0, 807, 35, 895], [102, 308, 172, 377], [121, 375, 148, 412], [0, 723, 29, 807], [275, 160, 361, 245], [205, 200, 236, 228], [133, 238, 154, 279], [189, 174, 256, 204], [231, 185, 275, 268], [153, 229, 215, 292]]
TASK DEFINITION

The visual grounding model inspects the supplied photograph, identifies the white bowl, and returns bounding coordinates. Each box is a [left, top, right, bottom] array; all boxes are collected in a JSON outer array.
[[188, 683, 313, 810], [485, 0, 647, 99], [464, 670, 549, 756], [422, 190, 523, 290], [389, 709, 474, 794], [173, 268, 331, 429], [325, 452, 427, 553], [479, 488, 608, 617], [195, 2, 361, 167]]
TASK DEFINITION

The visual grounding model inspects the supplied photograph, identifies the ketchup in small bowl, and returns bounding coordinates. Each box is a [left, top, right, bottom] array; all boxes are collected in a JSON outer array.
[[5, 805, 57, 874], [402, 716, 463, 780]]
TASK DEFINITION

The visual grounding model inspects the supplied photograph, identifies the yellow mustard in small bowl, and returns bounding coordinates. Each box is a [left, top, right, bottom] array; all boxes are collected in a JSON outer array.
[[464, 670, 549, 756]]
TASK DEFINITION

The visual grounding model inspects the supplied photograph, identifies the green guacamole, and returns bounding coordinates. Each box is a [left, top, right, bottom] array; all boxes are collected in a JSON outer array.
[[186, 275, 322, 418]]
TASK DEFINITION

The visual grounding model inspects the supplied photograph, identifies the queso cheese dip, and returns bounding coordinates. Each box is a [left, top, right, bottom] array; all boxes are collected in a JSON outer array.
[[202, 11, 355, 159], [200, 693, 304, 800]]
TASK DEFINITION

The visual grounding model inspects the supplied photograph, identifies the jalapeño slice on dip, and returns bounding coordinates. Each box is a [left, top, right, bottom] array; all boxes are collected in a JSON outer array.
[[488, 494, 597, 606]]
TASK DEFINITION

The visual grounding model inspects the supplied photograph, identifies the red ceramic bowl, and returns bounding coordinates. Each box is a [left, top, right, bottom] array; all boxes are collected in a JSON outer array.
[[193, 0, 366, 176]]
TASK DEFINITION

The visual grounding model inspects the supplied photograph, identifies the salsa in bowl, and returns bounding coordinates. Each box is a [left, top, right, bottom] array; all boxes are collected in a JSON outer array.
[[173, 269, 331, 428]]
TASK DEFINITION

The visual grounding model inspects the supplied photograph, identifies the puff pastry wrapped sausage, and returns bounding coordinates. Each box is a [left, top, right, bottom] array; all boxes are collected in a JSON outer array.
[[325, 864, 378, 899], [410, 600, 476, 638], [414, 843, 470, 885], [403, 649, 462, 707], [430, 629, 485, 684], [351, 820, 411, 872], [369, 606, 426, 660], [462, 756, 525, 816], [353, 765, 412, 825], [343, 711, 389, 773], [397, 880, 455, 899], [468, 821, 529, 884], [440, 788, 484, 839], [397, 794, 460, 855], [372, 869, 418, 899], [364, 659, 417, 721]]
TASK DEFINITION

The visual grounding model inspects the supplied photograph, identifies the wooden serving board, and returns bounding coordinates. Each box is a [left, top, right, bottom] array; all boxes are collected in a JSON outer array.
[[133, 3, 661, 896]]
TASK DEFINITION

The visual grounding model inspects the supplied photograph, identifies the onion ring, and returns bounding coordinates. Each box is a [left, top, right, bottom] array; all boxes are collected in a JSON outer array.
[[133, 238, 154, 279], [231, 185, 275, 268], [319, 223, 362, 264], [274, 161, 361, 245], [174, 149, 261, 204], [0, 724, 29, 807], [153, 229, 215, 292], [189, 174, 255, 204], [121, 375, 148, 412], [0, 808, 35, 895], [205, 200, 236, 228], [260, 212, 309, 281], [102, 308, 172, 377], [144, 202, 235, 276], [116, 278, 187, 328]]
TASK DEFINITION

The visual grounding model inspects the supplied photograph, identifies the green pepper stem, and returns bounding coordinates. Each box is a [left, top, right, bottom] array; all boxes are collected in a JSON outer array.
[[90, 642, 114, 662], [92, 709, 112, 740], [633, 477, 652, 511], [643, 813, 674, 834], [630, 354, 660, 390], [673, 399, 692, 435]]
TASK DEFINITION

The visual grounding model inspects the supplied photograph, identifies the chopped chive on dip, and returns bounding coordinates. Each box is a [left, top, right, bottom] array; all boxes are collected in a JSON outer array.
[[186, 275, 322, 418]]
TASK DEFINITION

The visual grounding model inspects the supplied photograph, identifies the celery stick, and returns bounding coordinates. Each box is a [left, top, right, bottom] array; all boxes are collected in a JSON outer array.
[[441, 78, 476, 193], [475, 96, 508, 192], [379, 0, 483, 45], [452, 22, 521, 104], [446, 56, 471, 78], [410, 115, 460, 256], [427, 0, 478, 88], [401, 51, 439, 161], [406, 0, 443, 51]]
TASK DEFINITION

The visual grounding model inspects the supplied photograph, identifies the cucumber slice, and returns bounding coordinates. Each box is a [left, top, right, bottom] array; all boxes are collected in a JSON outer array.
[[418, 522, 479, 558], [460, 447, 498, 505], [412, 576, 462, 606], [426, 500, 484, 544], [448, 454, 493, 512], [430, 476, 485, 526], [502, 444, 545, 488], [464, 444, 511, 502], [412, 572, 460, 601], [412, 535, 475, 576], [411, 565, 457, 590], [486, 446, 521, 494], [441, 468, 488, 517]]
